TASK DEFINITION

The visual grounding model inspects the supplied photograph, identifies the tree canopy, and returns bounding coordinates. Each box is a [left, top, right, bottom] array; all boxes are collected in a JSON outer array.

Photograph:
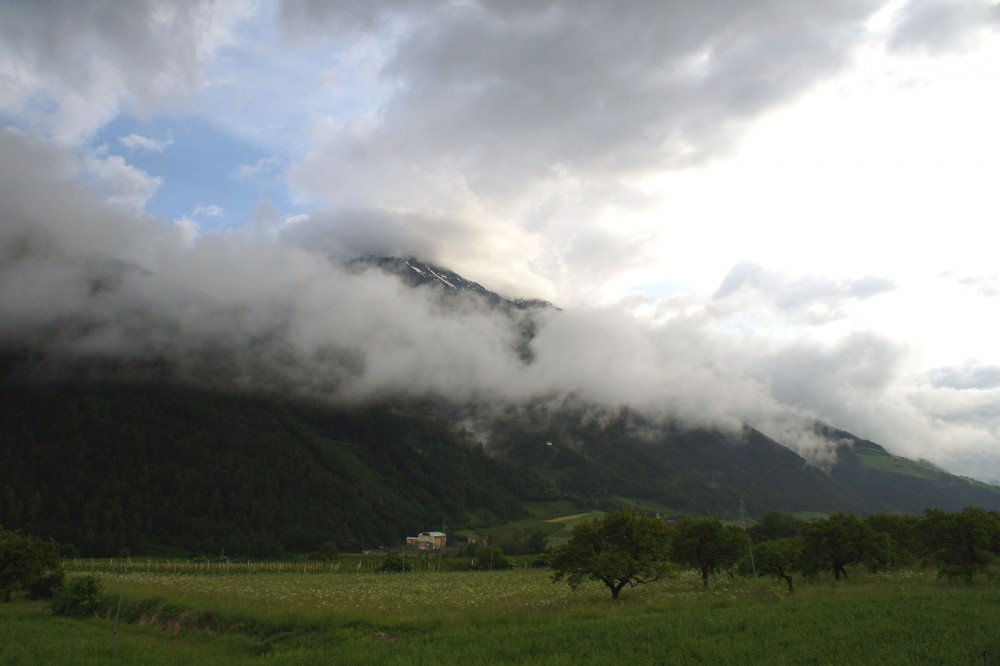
[[669, 518, 745, 587], [799, 513, 888, 581], [922, 507, 1000, 581], [0, 525, 64, 602], [550, 509, 673, 600]]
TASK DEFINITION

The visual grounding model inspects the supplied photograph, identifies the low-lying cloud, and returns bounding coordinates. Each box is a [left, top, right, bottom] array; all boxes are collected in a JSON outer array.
[[6, 128, 997, 480], [2, 1, 1000, 482]]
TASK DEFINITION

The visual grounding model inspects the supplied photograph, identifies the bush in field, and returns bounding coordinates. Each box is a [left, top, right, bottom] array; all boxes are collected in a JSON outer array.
[[309, 540, 339, 562], [50, 575, 103, 617], [531, 553, 550, 568], [551, 509, 674, 600], [0, 525, 65, 601], [471, 544, 514, 570], [380, 555, 413, 572]]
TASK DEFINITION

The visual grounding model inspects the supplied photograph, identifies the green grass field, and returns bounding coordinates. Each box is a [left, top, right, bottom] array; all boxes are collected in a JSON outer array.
[[4, 566, 1000, 664], [852, 446, 947, 481]]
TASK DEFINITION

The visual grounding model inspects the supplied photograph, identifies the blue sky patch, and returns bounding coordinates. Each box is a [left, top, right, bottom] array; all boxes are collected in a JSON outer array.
[[91, 114, 305, 232]]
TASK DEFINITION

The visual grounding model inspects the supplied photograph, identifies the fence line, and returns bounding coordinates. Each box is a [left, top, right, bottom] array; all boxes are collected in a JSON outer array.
[[63, 556, 482, 576]]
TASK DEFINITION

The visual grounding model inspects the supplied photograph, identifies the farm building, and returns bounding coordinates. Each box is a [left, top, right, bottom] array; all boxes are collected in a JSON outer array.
[[405, 531, 447, 550]]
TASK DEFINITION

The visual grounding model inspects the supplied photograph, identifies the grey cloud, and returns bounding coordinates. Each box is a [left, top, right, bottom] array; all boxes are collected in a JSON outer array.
[[0, 0, 238, 141], [277, 0, 441, 37], [287, 0, 885, 277], [4, 128, 999, 482], [294, 0, 884, 198], [760, 332, 905, 416], [956, 274, 1000, 298], [713, 262, 895, 321], [0, 132, 792, 428], [888, 0, 1000, 54], [930, 364, 1000, 390], [282, 208, 479, 266]]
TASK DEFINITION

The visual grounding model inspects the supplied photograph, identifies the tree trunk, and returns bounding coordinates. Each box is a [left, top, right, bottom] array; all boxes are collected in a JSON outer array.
[[701, 567, 709, 588], [783, 574, 794, 595], [609, 580, 627, 600]]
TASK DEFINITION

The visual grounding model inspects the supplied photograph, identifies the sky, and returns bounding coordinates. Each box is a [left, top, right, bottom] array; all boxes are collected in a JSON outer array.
[[1, 0, 999, 480]]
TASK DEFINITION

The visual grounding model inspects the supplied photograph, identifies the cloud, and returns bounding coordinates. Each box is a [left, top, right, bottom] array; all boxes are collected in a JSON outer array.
[[930, 364, 1000, 390], [0, 0, 249, 142], [282, 207, 553, 300], [3, 3, 1000, 484], [120, 133, 173, 153], [286, 0, 886, 293], [235, 156, 282, 181], [293, 0, 886, 186], [888, 0, 1000, 54], [192, 204, 225, 218], [80, 152, 161, 211], [713, 262, 896, 323], [955, 273, 1000, 298], [4, 127, 1000, 481]]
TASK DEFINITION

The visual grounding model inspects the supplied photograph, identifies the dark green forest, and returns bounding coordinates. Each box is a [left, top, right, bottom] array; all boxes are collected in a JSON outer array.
[[0, 383, 536, 556], [4, 373, 1000, 558]]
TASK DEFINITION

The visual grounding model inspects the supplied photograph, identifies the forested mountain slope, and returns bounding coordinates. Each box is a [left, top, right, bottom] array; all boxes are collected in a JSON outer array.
[[0, 382, 536, 556], [487, 404, 1000, 518], [4, 376, 1000, 557]]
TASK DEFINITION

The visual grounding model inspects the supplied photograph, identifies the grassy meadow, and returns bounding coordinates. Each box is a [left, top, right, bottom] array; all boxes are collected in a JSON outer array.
[[4, 564, 1000, 665]]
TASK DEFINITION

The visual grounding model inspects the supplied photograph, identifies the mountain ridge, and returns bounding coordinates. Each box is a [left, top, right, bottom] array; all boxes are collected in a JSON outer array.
[[348, 255, 555, 311]]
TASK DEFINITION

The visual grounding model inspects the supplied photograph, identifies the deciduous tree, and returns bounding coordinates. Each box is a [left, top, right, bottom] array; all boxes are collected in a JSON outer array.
[[670, 518, 745, 587], [921, 507, 1000, 581], [799, 513, 887, 581], [0, 525, 64, 601], [751, 537, 802, 594], [550, 509, 673, 600]]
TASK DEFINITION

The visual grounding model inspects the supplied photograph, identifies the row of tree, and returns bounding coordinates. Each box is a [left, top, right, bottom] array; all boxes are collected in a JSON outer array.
[[550, 507, 1000, 599]]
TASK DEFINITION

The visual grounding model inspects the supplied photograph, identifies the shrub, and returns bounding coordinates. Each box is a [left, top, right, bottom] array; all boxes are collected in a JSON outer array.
[[50, 575, 103, 617], [309, 540, 339, 562], [380, 555, 413, 572], [28, 569, 65, 600], [472, 545, 513, 570]]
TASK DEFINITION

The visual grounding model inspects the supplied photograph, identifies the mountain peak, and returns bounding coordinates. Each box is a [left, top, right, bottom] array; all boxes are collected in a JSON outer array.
[[348, 256, 555, 311]]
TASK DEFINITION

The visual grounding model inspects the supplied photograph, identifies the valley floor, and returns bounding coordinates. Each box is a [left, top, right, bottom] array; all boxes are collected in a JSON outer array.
[[4, 568, 1000, 664]]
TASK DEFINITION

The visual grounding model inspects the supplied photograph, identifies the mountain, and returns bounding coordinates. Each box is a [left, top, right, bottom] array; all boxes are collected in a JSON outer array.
[[4, 372, 1000, 557], [2, 257, 999, 556], [822, 425, 1000, 514], [484, 403, 1000, 517]]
